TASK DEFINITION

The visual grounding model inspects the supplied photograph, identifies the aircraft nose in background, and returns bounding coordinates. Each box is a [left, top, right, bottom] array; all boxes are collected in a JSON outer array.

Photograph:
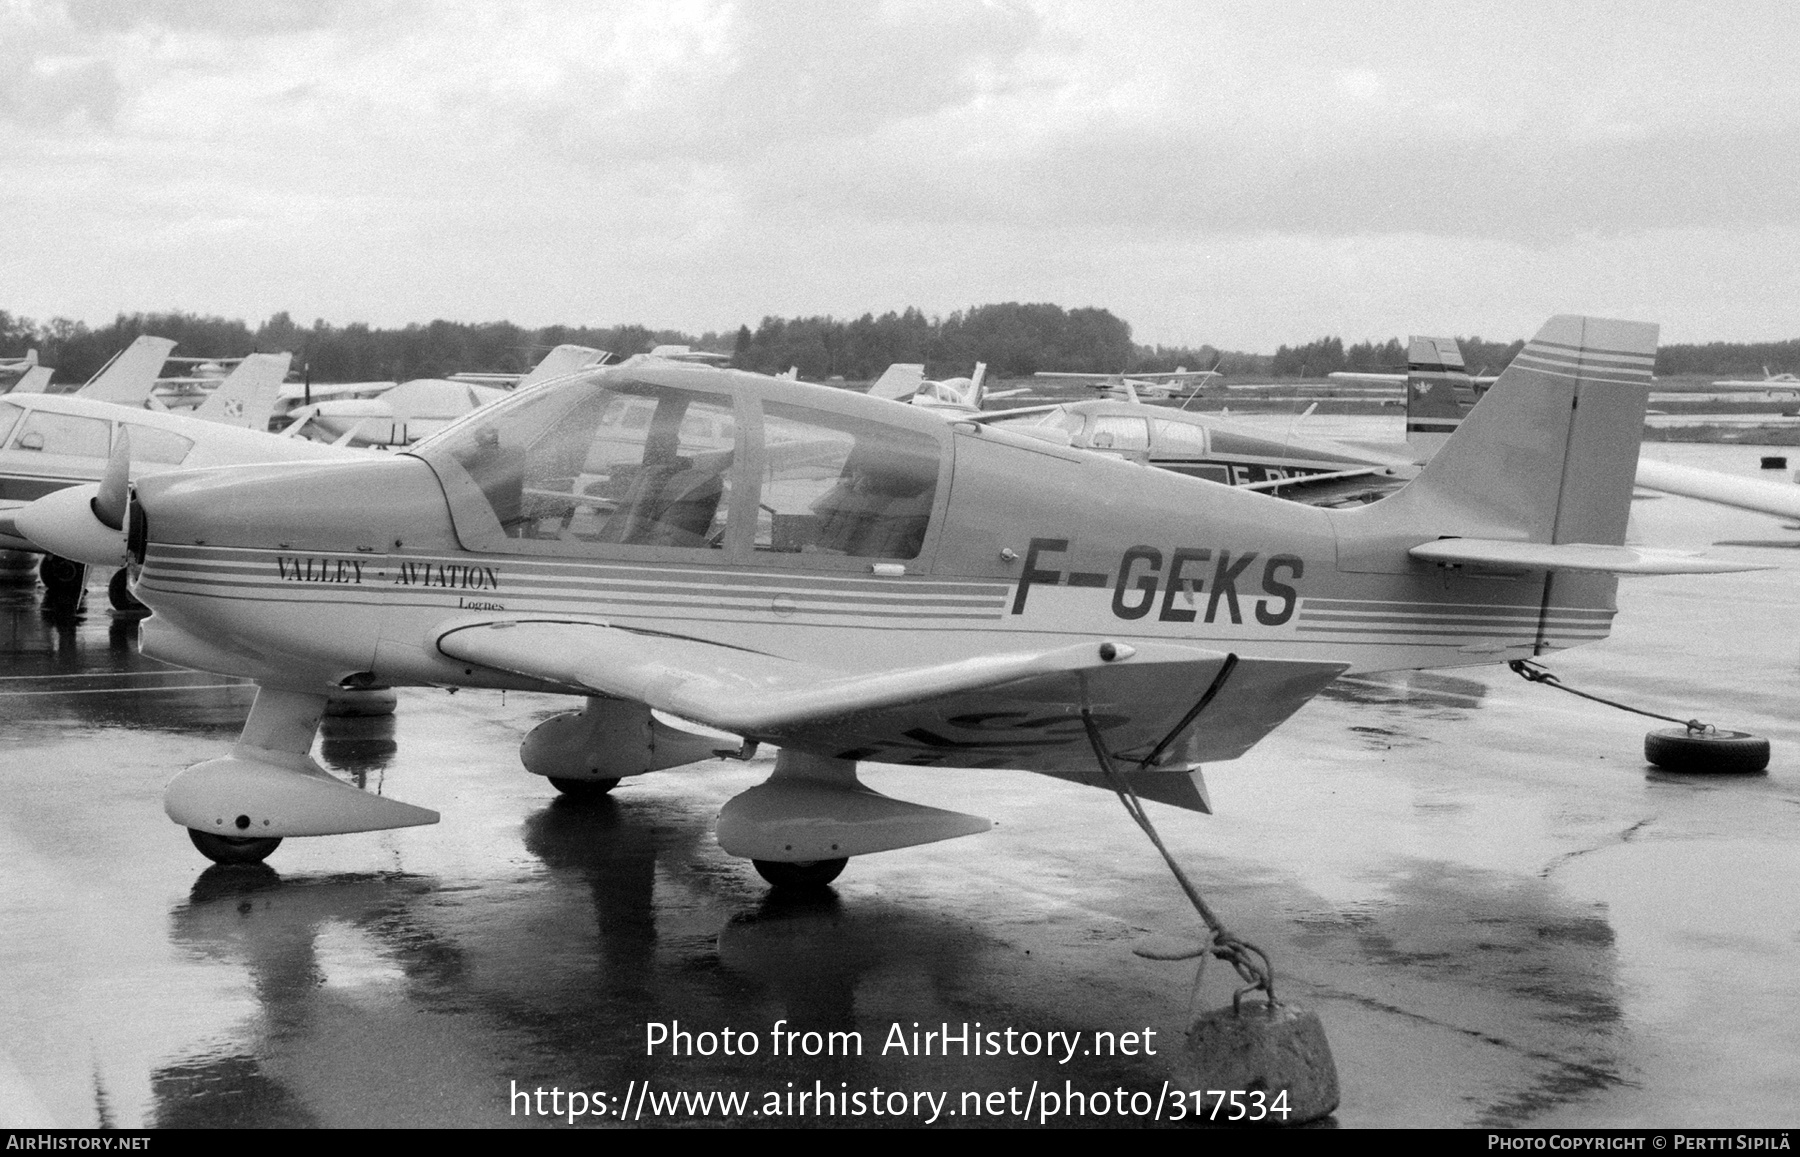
[[13, 482, 130, 569]]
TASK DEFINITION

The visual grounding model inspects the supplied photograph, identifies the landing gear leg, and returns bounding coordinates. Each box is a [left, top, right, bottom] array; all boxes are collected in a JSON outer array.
[[166, 685, 439, 860]]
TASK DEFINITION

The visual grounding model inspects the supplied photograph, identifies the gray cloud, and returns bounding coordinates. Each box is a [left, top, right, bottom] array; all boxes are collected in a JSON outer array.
[[63, 0, 351, 36], [0, 56, 121, 128]]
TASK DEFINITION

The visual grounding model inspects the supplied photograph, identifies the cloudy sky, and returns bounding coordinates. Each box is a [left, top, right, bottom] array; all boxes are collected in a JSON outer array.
[[3, 0, 1798, 351]]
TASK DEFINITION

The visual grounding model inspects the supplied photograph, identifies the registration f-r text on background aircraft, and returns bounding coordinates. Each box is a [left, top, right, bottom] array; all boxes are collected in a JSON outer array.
[[16, 316, 1756, 886]]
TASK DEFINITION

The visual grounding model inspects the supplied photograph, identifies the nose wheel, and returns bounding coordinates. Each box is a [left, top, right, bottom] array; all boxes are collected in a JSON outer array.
[[188, 828, 284, 865], [38, 554, 86, 604], [752, 858, 848, 889]]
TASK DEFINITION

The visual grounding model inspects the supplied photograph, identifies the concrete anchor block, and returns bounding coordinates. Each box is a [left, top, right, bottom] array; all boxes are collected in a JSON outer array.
[[1176, 1001, 1340, 1125]]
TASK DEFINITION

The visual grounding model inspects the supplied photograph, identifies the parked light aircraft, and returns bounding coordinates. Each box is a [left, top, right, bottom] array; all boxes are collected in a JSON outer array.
[[17, 316, 1759, 883], [0, 379, 351, 603], [281, 344, 608, 446], [976, 398, 1415, 501], [869, 362, 1028, 415], [153, 355, 244, 409], [1035, 366, 1221, 401], [1710, 368, 1800, 394]]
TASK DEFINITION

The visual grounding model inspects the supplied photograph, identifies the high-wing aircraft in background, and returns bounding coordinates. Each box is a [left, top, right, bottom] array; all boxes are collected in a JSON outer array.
[[280, 344, 607, 446], [16, 316, 1758, 885], [1710, 368, 1800, 394], [1035, 366, 1221, 401]]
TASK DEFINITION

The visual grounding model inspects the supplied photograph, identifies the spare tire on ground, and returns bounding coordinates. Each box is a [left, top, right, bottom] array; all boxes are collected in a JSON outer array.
[[1644, 727, 1770, 774]]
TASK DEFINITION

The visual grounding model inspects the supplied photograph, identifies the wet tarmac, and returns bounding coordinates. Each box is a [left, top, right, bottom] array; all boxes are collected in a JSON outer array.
[[2, 444, 1798, 1129]]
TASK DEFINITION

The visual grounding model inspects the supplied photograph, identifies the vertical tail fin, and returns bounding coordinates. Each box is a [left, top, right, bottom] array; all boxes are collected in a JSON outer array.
[[869, 363, 924, 401], [1375, 315, 1655, 544], [1340, 315, 1659, 658], [77, 336, 178, 406], [518, 344, 607, 389], [194, 352, 292, 429], [9, 365, 52, 394], [1403, 335, 1474, 458]]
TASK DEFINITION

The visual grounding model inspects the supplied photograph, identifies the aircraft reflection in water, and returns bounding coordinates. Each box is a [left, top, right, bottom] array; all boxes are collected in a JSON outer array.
[[14, 315, 1760, 889], [0, 591, 253, 733]]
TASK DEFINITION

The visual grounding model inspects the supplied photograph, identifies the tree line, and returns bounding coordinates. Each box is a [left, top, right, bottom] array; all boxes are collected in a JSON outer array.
[[2, 306, 1796, 385]]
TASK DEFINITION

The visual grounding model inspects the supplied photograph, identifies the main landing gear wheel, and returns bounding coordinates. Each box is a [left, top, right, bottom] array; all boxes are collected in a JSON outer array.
[[38, 554, 85, 602], [753, 858, 848, 889], [1645, 728, 1771, 774], [188, 828, 284, 865], [549, 777, 620, 800]]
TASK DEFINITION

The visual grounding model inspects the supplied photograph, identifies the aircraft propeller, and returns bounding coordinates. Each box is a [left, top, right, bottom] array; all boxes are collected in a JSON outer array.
[[15, 429, 135, 569]]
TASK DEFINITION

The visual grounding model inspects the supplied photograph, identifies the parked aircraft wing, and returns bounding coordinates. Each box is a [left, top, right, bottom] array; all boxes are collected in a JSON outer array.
[[436, 620, 1347, 773], [1634, 458, 1800, 520], [1409, 537, 1767, 574], [76, 336, 178, 406]]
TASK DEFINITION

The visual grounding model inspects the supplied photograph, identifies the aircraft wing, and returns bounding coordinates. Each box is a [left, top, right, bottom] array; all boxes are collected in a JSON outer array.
[[1635, 458, 1800, 520], [1409, 537, 1768, 574], [1327, 371, 1406, 384], [436, 620, 1347, 773]]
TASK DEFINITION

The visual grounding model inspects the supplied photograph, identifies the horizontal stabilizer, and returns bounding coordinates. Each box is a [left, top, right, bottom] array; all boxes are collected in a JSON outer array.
[[1409, 537, 1768, 575]]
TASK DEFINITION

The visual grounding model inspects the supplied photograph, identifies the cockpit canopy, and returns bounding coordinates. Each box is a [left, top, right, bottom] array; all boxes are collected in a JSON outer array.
[[416, 365, 946, 565]]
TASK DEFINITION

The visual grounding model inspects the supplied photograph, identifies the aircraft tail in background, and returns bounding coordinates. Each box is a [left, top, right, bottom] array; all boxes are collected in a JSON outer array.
[[517, 344, 607, 389], [193, 352, 292, 430], [76, 336, 178, 407], [868, 363, 924, 401], [1402, 335, 1477, 458], [7, 365, 52, 394]]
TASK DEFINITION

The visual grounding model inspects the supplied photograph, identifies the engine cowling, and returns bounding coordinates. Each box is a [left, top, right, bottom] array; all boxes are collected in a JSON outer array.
[[521, 696, 720, 780]]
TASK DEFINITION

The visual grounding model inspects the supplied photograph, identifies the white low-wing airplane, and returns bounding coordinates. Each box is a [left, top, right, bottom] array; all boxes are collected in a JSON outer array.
[[869, 362, 1027, 415], [15, 316, 1760, 885], [0, 373, 351, 603]]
